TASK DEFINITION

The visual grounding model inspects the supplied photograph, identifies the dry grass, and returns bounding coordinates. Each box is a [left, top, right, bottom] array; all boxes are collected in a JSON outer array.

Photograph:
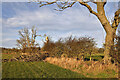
[[45, 56, 118, 78]]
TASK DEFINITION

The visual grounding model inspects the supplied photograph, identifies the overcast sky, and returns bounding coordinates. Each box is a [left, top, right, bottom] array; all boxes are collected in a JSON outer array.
[[1, 1, 119, 48]]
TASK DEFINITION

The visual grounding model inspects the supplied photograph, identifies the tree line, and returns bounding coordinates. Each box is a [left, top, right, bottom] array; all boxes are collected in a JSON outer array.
[[2, 26, 120, 63]]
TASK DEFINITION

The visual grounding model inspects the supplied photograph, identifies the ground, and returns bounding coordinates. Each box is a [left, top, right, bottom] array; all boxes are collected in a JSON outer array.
[[2, 61, 85, 78], [2, 53, 118, 79]]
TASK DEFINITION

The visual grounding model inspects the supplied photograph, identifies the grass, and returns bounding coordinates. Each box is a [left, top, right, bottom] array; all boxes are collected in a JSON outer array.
[[85, 56, 103, 61], [2, 61, 85, 78], [2, 52, 104, 60], [2, 54, 14, 59], [84, 53, 104, 61], [2, 53, 20, 59], [2, 53, 118, 78], [84, 71, 118, 78]]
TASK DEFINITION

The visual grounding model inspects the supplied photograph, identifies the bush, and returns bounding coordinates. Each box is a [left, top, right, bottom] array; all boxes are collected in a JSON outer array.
[[2, 47, 21, 54], [98, 48, 104, 53], [13, 52, 49, 62], [42, 36, 97, 58], [22, 47, 41, 53]]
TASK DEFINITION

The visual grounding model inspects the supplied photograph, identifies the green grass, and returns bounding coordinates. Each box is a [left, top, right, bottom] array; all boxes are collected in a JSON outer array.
[[84, 53, 104, 61], [2, 54, 14, 59], [2, 53, 20, 59], [3, 61, 117, 78], [2, 53, 104, 61], [91, 53, 104, 56], [85, 56, 103, 61], [2, 61, 85, 78], [2, 53, 118, 78]]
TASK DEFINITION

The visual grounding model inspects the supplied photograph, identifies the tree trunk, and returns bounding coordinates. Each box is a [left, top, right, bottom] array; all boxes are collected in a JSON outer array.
[[104, 31, 115, 63], [96, 3, 116, 63], [97, 16, 114, 63]]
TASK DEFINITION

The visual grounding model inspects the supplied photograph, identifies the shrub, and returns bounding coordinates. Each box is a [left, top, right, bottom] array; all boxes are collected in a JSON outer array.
[[22, 47, 41, 53], [42, 36, 97, 58], [98, 48, 104, 53]]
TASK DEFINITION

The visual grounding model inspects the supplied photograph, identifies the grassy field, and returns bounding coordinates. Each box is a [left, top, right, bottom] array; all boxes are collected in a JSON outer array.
[[2, 53, 104, 61], [83, 53, 104, 61], [2, 53, 20, 59], [2, 53, 118, 78], [2, 61, 85, 78]]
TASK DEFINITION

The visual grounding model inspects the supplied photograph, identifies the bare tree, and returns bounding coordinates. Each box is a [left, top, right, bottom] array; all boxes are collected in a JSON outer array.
[[16, 26, 40, 52], [30, 0, 120, 63]]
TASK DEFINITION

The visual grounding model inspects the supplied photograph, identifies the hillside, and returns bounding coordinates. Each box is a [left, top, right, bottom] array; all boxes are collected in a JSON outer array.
[[2, 61, 85, 78]]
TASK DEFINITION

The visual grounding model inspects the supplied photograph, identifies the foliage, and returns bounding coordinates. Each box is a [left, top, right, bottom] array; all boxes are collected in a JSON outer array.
[[98, 48, 104, 53], [42, 36, 97, 58], [1, 47, 20, 54], [2, 54, 17, 59], [1, 47, 41, 55], [22, 47, 41, 53]]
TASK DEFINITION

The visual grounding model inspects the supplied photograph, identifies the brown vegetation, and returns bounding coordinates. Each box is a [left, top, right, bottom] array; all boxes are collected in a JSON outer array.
[[45, 56, 118, 77], [2, 52, 49, 62], [1, 47, 20, 54], [42, 36, 98, 59]]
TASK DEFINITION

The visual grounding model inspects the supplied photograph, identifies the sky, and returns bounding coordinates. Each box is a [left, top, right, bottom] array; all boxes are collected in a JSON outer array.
[[1, 1, 119, 48]]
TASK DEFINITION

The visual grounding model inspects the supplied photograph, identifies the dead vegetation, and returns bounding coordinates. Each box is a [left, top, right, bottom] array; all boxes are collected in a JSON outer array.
[[45, 56, 118, 78], [2, 52, 49, 62], [42, 36, 98, 59]]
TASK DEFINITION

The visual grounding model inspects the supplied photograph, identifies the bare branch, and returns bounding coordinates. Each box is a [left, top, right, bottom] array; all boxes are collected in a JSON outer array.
[[103, 2, 107, 7], [39, 1, 57, 7], [79, 2, 98, 16], [55, 2, 76, 11], [31, 0, 76, 11]]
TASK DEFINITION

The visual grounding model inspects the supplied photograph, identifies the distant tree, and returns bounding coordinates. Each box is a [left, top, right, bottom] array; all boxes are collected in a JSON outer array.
[[16, 26, 41, 53]]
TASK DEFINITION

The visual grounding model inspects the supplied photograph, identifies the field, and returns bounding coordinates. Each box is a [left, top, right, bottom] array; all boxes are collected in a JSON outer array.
[[2, 53, 22, 59], [2, 53, 86, 78], [2, 53, 104, 61], [2, 53, 118, 79], [85, 53, 104, 61], [2, 61, 85, 78]]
